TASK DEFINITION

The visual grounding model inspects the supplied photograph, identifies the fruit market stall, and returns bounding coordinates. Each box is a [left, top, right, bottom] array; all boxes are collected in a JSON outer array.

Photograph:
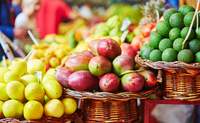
[[1, 0, 200, 123]]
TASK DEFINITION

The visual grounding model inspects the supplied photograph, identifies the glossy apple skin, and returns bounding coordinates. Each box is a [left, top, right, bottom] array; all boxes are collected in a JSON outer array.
[[139, 70, 157, 88], [68, 70, 98, 91], [97, 38, 121, 60], [99, 73, 120, 92], [56, 67, 73, 88], [121, 43, 137, 59], [121, 73, 145, 92]]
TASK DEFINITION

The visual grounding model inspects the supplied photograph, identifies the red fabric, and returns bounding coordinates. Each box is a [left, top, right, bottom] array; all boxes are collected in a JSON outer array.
[[36, 0, 72, 38], [144, 100, 200, 123]]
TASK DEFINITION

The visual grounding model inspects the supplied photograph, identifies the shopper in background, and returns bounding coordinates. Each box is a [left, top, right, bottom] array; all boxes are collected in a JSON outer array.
[[14, 0, 40, 50], [36, 0, 75, 38], [0, 0, 21, 60]]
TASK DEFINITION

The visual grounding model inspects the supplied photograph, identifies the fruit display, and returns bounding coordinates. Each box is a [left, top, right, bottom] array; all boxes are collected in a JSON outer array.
[[57, 38, 158, 93], [0, 58, 77, 120], [140, 5, 200, 63]]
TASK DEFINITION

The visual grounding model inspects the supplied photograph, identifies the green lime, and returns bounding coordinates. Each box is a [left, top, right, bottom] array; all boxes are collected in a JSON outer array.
[[173, 38, 184, 51], [181, 27, 195, 40], [189, 39, 200, 53], [169, 28, 181, 41], [177, 49, 194, 63], [163, 8, 177, 21], [149, 31, 162, 48], [195, 51, 200, 62], [169, 13, 184, 28], [196, 29, 200, 39], [140, 44, 153, 59], [159, 38, 173, 51], [184, 12, 195, 27], [156, 21, 171, 37], [178, 5, 195, 15], [149, 49, 162, 62], [162, 48, 177, 62]]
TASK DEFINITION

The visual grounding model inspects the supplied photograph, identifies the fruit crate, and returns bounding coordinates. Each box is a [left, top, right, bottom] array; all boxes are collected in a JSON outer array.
[[135, 54, 200, 100], [0, 112, 82, 123], [63, 87, 160, 123]]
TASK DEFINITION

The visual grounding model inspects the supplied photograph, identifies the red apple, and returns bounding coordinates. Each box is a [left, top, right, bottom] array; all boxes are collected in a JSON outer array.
[[131, 36, 143, 52], [121, 73, 145, 92], [121, 43, 137, 58], [99, 73, 120, 92], [139, 70, 157, 88], [56, 67, 73, 88], [97, 38, 121, 59]]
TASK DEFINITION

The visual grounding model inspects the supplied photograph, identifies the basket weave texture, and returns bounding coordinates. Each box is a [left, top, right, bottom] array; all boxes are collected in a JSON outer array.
[[63, 87, 159, 123], [135, 54, 200, 100]]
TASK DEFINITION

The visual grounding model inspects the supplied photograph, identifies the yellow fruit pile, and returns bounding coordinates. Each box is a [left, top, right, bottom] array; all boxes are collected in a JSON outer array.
[[29, 42, 71, 68], [0, 58, 77, 120]]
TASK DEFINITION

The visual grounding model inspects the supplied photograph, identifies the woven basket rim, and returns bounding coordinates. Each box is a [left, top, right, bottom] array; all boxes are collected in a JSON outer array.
[[63, 87, 159, 101], [135, 54, 200, 70]]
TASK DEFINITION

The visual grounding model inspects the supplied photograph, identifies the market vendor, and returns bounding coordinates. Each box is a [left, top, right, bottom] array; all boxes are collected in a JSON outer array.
[[14, 0, 40, 50], [36, 0, 75, 38]]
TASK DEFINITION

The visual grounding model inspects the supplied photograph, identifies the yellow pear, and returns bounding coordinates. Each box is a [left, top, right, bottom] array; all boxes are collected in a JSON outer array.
[[0, 83, 9, 101], [20, 74, 39, 86], [6, 81, 25, 101], [24, 100, 43, 120], [0, 67, 8, 83], [62, 98, 77, 115], [44, 99, 64, 118], [42, 78, 62, 99], [2, 100, 23, 118], [9, 59, 27, 76], [27, 59, 45, 74], [25, 83, 45, 101], [4, 71, 19, 83]]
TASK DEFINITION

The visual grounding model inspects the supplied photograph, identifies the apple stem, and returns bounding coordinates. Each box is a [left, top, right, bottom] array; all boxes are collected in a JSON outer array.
[[182, 0, 200, 49]]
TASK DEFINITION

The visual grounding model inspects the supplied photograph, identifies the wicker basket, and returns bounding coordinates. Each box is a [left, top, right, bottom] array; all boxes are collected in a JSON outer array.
[[135, 54, 200, 100], [0, 112, 82, 123], [63, 87, 160, 123]]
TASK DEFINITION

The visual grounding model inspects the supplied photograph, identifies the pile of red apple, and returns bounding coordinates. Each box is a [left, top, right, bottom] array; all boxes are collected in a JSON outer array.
[[56, 38, 157, 93]]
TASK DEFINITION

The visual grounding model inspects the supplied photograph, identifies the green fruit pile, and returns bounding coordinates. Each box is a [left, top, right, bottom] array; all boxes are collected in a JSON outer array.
[[140, 5, 200, 63], [0, 59, 77, 120]]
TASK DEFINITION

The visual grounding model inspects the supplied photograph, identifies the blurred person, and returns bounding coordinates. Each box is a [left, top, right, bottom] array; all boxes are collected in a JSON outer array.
[[36, 0, 75, 38], [14, 0, 40, 50], [0, 0, 21, 60]]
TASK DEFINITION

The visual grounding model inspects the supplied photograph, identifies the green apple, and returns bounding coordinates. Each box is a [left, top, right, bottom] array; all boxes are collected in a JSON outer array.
[[6, 81, 25, 101], [0, 101, 3, 118], [2, 100, 23, 118], [42, 78, 62, 99], [0, 67, 8, 83], [27, 59, 45, 74], [25, 83, 45, 101], [24, 100, 43, 120], [0, 83, 9, 101], [9, 59, 27, 76], [4, 71, 19, 83], [20, 74, 38, 85], [44, 99, 64, 118]]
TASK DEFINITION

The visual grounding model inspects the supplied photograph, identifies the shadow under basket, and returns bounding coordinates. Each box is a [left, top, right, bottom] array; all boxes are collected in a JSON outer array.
[[135, 54, 200, 101], [63, 88, 159, 123]]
